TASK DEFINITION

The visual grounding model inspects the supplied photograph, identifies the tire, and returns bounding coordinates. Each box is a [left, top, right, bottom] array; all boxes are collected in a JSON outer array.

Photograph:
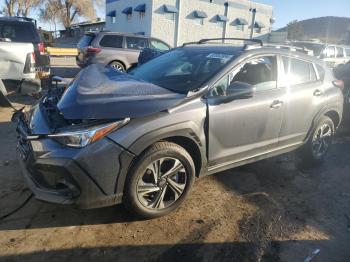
[[298, 116, 334, 165], [109, 61, 125, 72], [123, 142, 195, 219]]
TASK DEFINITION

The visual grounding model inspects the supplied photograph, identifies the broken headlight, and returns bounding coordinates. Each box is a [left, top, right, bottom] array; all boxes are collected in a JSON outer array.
[[48, 119, 130, 148]]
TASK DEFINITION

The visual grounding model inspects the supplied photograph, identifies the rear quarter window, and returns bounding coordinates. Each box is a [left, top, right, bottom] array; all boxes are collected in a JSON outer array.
[[336, 47, 344, 58], [282, 56, 318, 85], [0, 21, 39, 43], [99, 35, 123, 48]]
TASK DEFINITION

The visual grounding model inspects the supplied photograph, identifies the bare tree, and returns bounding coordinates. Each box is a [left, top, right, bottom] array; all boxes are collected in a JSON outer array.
[[40, 0, 103, 30], [3, 0, 42, 17], [4, 0, 16, 16]]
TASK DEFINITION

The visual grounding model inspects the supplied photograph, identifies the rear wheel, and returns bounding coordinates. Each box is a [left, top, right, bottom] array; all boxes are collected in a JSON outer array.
[[123, 142, 195, 219], [298, 116, 334, 165], [109, 61, 125, 72]]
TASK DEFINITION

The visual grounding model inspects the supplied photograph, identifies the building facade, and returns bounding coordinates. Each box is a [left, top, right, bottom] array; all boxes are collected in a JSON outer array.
[[106, 0, 273, 47]]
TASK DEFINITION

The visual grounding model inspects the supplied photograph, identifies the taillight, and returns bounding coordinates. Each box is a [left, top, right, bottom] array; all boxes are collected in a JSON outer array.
[[38, 42, 45, 55], [333, 80, 344, 91], [87, 47, 101, 54], [31, 52, 36, 62]]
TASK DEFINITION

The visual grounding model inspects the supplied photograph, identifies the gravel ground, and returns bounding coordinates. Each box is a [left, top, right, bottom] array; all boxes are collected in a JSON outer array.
[[0, 58, 349, 262]]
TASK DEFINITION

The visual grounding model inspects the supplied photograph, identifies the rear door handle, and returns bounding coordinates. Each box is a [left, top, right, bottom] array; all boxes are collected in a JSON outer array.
[[313, 89, 323, 96], [270, 100, 283, 109]]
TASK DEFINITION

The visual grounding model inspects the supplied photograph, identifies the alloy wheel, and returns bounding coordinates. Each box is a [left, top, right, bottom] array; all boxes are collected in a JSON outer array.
[[312, 123, 332, 158], [110, 63, 125, 72], [136, 157, 187, 210]]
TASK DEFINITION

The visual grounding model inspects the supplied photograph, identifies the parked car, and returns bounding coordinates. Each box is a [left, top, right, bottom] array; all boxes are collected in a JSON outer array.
[[293, 41, 350, 68], [266, 44, 314, 56], [16, 38, 343, 219], [0, 17, 50, 95], [76, 32, 171, 71]]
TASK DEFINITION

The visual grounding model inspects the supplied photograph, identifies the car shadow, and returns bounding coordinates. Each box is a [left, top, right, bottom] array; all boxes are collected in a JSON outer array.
[[0, 240, 332, 262]]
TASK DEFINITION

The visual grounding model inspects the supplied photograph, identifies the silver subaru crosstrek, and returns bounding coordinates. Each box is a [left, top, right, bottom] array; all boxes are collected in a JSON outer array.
[[76, 31, 171, 71], [17, 38, 343, 219]]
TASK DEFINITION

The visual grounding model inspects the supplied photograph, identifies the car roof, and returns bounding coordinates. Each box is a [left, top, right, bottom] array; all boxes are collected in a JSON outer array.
[[0, 16, 36, 24], [179, 43, 325, 66], [87, 31, 149, 38]]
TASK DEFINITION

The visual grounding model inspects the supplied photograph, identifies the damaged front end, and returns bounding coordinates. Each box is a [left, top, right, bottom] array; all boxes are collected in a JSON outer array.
[[13, 64, 186, 208]]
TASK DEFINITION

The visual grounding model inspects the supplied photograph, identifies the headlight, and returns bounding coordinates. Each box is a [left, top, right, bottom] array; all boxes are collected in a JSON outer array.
[[48, 118, 130, 148]]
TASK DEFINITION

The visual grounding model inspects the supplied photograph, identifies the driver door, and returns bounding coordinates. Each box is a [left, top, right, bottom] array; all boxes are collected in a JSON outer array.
[[207, 55, 285, 168]]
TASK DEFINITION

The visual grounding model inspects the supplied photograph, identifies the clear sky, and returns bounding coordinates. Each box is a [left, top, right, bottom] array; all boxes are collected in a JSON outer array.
[[256, 0, 350, 29], [1, 1, 349, 30]]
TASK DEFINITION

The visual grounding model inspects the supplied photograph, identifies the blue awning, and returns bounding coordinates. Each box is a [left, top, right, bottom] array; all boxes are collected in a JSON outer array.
[[234, 18, 248, 25], [122, 7, 132, 15], [107, 10, 116, 17], [217, 15, 229, 22], [194, 10, 208, 18], [254, 21, 265, 28], [134, 4, 146, 12], [164, 4, 178, 13]]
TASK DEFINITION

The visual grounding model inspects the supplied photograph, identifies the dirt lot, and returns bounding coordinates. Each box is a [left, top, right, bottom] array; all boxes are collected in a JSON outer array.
[[0, 59, 350, 261]]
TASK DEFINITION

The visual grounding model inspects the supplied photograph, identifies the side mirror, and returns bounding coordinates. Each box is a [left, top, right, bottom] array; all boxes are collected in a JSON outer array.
[[227, 81, 255, 99]]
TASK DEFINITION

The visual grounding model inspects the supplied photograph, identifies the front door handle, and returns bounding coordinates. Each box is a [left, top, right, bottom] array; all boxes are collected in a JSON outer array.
[[270, 100, 283, 109], [313, 89, 323, 96]]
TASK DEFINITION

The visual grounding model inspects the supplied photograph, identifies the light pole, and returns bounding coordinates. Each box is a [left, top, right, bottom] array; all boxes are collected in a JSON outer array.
[[249, 8, 256, 39]]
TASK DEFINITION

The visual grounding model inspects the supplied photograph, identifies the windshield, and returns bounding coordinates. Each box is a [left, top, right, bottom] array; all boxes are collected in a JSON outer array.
[[293, 42, 325, 56], [129, 48, 236, 93], [0, 21, 39, 43]]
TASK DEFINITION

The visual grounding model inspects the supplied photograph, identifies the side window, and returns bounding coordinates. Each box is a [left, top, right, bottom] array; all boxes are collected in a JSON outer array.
[[346, 48, 350, 57], [126, 37, 148, 50], [336, 47, 344, 58], [210, 56, 277, 96], [150, 39, 170, 51], [323, 46, 336, 58], [99, 35, 123, 48], [282, 57, 317, 85]]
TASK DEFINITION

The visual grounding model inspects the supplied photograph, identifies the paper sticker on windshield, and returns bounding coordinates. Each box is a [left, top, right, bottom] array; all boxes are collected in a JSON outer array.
[[206, 53, 233, 60]]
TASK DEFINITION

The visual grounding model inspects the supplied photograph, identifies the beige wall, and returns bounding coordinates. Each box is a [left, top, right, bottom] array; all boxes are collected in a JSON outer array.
[[106, 0, 273, 47]]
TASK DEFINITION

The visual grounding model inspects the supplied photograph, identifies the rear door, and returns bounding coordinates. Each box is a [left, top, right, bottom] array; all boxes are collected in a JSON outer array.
[[278, 56, 326, 147], [97, 34, 124, 65], [207, 55, 285, 168]]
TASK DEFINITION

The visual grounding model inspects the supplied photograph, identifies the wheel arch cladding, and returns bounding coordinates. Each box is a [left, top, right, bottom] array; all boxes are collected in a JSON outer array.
[[162, 136, 202, 178], [115, 132, 206, 195]]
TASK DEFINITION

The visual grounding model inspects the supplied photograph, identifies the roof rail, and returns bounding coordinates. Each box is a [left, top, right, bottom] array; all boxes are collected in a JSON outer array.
[[182, 38, 263, 49], [198, 38, 263, 46], [0, 16, 37, 26]]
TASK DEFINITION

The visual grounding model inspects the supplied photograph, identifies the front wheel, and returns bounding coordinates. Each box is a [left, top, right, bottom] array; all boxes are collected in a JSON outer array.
[[298, 116, 334, 165], [123, 142, 195, 219]]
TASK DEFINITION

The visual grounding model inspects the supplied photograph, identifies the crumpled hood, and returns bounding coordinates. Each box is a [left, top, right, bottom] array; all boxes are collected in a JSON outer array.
[[57, 64, 186, 120]]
